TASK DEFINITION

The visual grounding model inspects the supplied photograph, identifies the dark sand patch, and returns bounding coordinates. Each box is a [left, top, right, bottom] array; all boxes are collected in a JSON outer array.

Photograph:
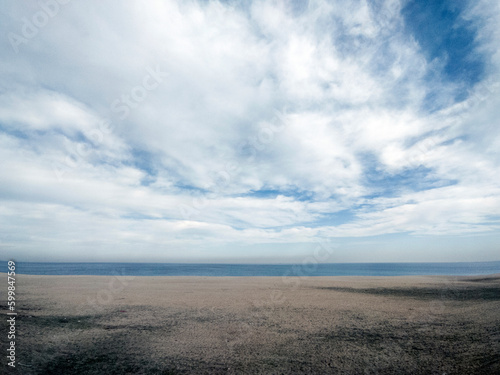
[[314, 285, 500, 300]]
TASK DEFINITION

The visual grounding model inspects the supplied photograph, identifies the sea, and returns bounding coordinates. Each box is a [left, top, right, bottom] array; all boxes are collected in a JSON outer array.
[[5, 260, 500, 277]]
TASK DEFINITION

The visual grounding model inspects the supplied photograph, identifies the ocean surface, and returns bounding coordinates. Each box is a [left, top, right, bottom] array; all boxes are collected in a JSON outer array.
[[6, 261, 500, 276]]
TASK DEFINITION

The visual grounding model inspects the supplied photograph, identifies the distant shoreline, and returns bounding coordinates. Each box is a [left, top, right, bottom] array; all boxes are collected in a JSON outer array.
[[3, 273, 500, 279]]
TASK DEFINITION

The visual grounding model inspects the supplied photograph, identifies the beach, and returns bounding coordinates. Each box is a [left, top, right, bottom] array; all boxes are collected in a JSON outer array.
[[2, 274, 499, 374]]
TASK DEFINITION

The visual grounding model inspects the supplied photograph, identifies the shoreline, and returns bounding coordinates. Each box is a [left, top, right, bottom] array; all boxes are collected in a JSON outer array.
[[3, 272, 500, 279]]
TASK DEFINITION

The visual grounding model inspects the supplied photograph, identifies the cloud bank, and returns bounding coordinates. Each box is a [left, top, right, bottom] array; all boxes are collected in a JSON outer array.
[[1, 0, 499, 262]]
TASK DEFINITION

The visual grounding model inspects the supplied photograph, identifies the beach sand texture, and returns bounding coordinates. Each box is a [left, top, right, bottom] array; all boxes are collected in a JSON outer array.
[[1, 274, 499, 374]]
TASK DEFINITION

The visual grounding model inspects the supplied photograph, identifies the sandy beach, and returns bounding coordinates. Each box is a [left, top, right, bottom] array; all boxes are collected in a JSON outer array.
[[2, 273, 499, 374]]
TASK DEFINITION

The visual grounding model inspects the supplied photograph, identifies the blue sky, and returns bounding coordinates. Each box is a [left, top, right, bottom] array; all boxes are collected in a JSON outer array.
[[1, 0, 500, 263]]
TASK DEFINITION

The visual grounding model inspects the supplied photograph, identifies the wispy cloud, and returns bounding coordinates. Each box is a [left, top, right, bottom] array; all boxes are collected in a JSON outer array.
[[1, 0, 499, 262]]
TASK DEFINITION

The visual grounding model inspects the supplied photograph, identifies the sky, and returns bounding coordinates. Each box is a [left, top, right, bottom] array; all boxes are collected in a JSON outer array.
[[0, 0, 499, 263]]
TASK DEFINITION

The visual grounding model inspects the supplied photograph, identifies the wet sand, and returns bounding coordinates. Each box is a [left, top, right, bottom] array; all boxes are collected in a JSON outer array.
[[1, 273, 499, 374]]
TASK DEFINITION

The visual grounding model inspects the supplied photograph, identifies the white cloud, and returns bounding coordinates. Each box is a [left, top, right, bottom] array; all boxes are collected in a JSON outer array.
[[1, 0, 499, 262]]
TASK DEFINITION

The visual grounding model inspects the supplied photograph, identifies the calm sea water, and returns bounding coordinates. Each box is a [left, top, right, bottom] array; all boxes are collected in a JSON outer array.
[[6, 261, 500, 276]]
